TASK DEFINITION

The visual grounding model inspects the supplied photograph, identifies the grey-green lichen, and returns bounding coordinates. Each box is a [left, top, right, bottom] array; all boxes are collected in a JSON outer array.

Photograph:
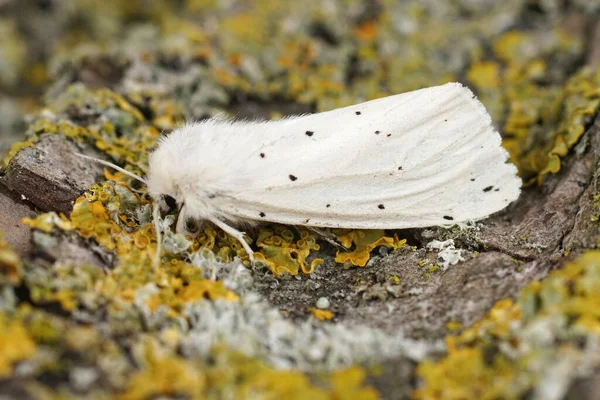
[[414, 251, 600, 399]]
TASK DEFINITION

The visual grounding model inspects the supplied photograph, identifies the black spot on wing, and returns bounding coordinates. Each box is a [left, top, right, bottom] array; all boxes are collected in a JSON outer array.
[[483, 186, 493, 192], [398, 166, 403, 170], [378, 204, 385, 209], [305, 131, 314, 137], [375, 130, 380, 134], [443, 215, 454, 220], [326, 204, 331, 208], [386, 134, 392, 137], [355, 111, 362, 115], [260, 152, 265, 158], [259, 212, 266, 218], [289, 174, 298, 181]]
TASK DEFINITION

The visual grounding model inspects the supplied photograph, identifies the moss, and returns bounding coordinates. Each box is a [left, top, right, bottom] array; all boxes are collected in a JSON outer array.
[[414, 251, 600, 399]]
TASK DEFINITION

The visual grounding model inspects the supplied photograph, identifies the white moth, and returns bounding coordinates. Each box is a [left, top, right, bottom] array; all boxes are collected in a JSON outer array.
[[78, 82, 521, 267]]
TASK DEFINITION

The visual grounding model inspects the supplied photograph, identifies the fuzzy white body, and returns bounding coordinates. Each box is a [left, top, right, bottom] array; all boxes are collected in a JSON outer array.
[[147, 82, 520, 240]]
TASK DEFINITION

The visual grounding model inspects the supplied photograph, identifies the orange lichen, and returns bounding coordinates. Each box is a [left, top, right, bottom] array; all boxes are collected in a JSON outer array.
[[355, 22, 378, 42]]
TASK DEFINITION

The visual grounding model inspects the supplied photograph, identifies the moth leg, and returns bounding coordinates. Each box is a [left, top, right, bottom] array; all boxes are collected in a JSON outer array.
[[208, 216, 255, 265], [175, 203, 187, 234], [305, 226, 348, 250], [175, 204, 203, 237]]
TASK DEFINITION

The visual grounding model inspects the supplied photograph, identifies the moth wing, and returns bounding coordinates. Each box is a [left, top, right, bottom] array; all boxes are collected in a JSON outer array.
[[215, 82, 521, 228]]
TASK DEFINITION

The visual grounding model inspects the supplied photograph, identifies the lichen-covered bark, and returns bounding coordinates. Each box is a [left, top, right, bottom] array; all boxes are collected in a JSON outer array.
[[1, 1, 600, 399]]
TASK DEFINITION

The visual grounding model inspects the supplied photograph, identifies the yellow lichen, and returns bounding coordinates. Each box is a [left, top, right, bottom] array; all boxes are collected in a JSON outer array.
[[330, 366, 380, 400], [121, 340, 206, 400], [445, 321, 462, 332], [23, 182, 240, 314], [309, 307, 334, 321], [466, 62, 501, 90], [147, 279, 238, 316], [22, 213, 73, 233], [179, 280, 238, 302], [2, 140, 35, 166], [502, 66, 600, 184], [0, 312, 37, 377], [388, 275, 401, 285], [120, 340, 377, 400], [334, 230, 406, 267], [0, 233, 22, 285], [414, 251, 600, 399], [207, 347, 377, 400], [254, 226, 324, 275]]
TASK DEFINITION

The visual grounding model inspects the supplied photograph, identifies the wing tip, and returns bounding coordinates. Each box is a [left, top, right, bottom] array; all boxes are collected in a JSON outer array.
[[444, 82, 522, 189], [442, 82, 493, 126]]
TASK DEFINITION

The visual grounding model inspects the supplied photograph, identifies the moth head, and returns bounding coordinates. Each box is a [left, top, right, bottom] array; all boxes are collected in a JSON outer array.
[[147, 144, 185, 207]]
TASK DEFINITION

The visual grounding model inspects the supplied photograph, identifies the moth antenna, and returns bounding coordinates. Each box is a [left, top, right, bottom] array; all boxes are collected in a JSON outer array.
[[152, 201, 162, 269], [305, 226, 348, 250], [74, 153, 148, 185]]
